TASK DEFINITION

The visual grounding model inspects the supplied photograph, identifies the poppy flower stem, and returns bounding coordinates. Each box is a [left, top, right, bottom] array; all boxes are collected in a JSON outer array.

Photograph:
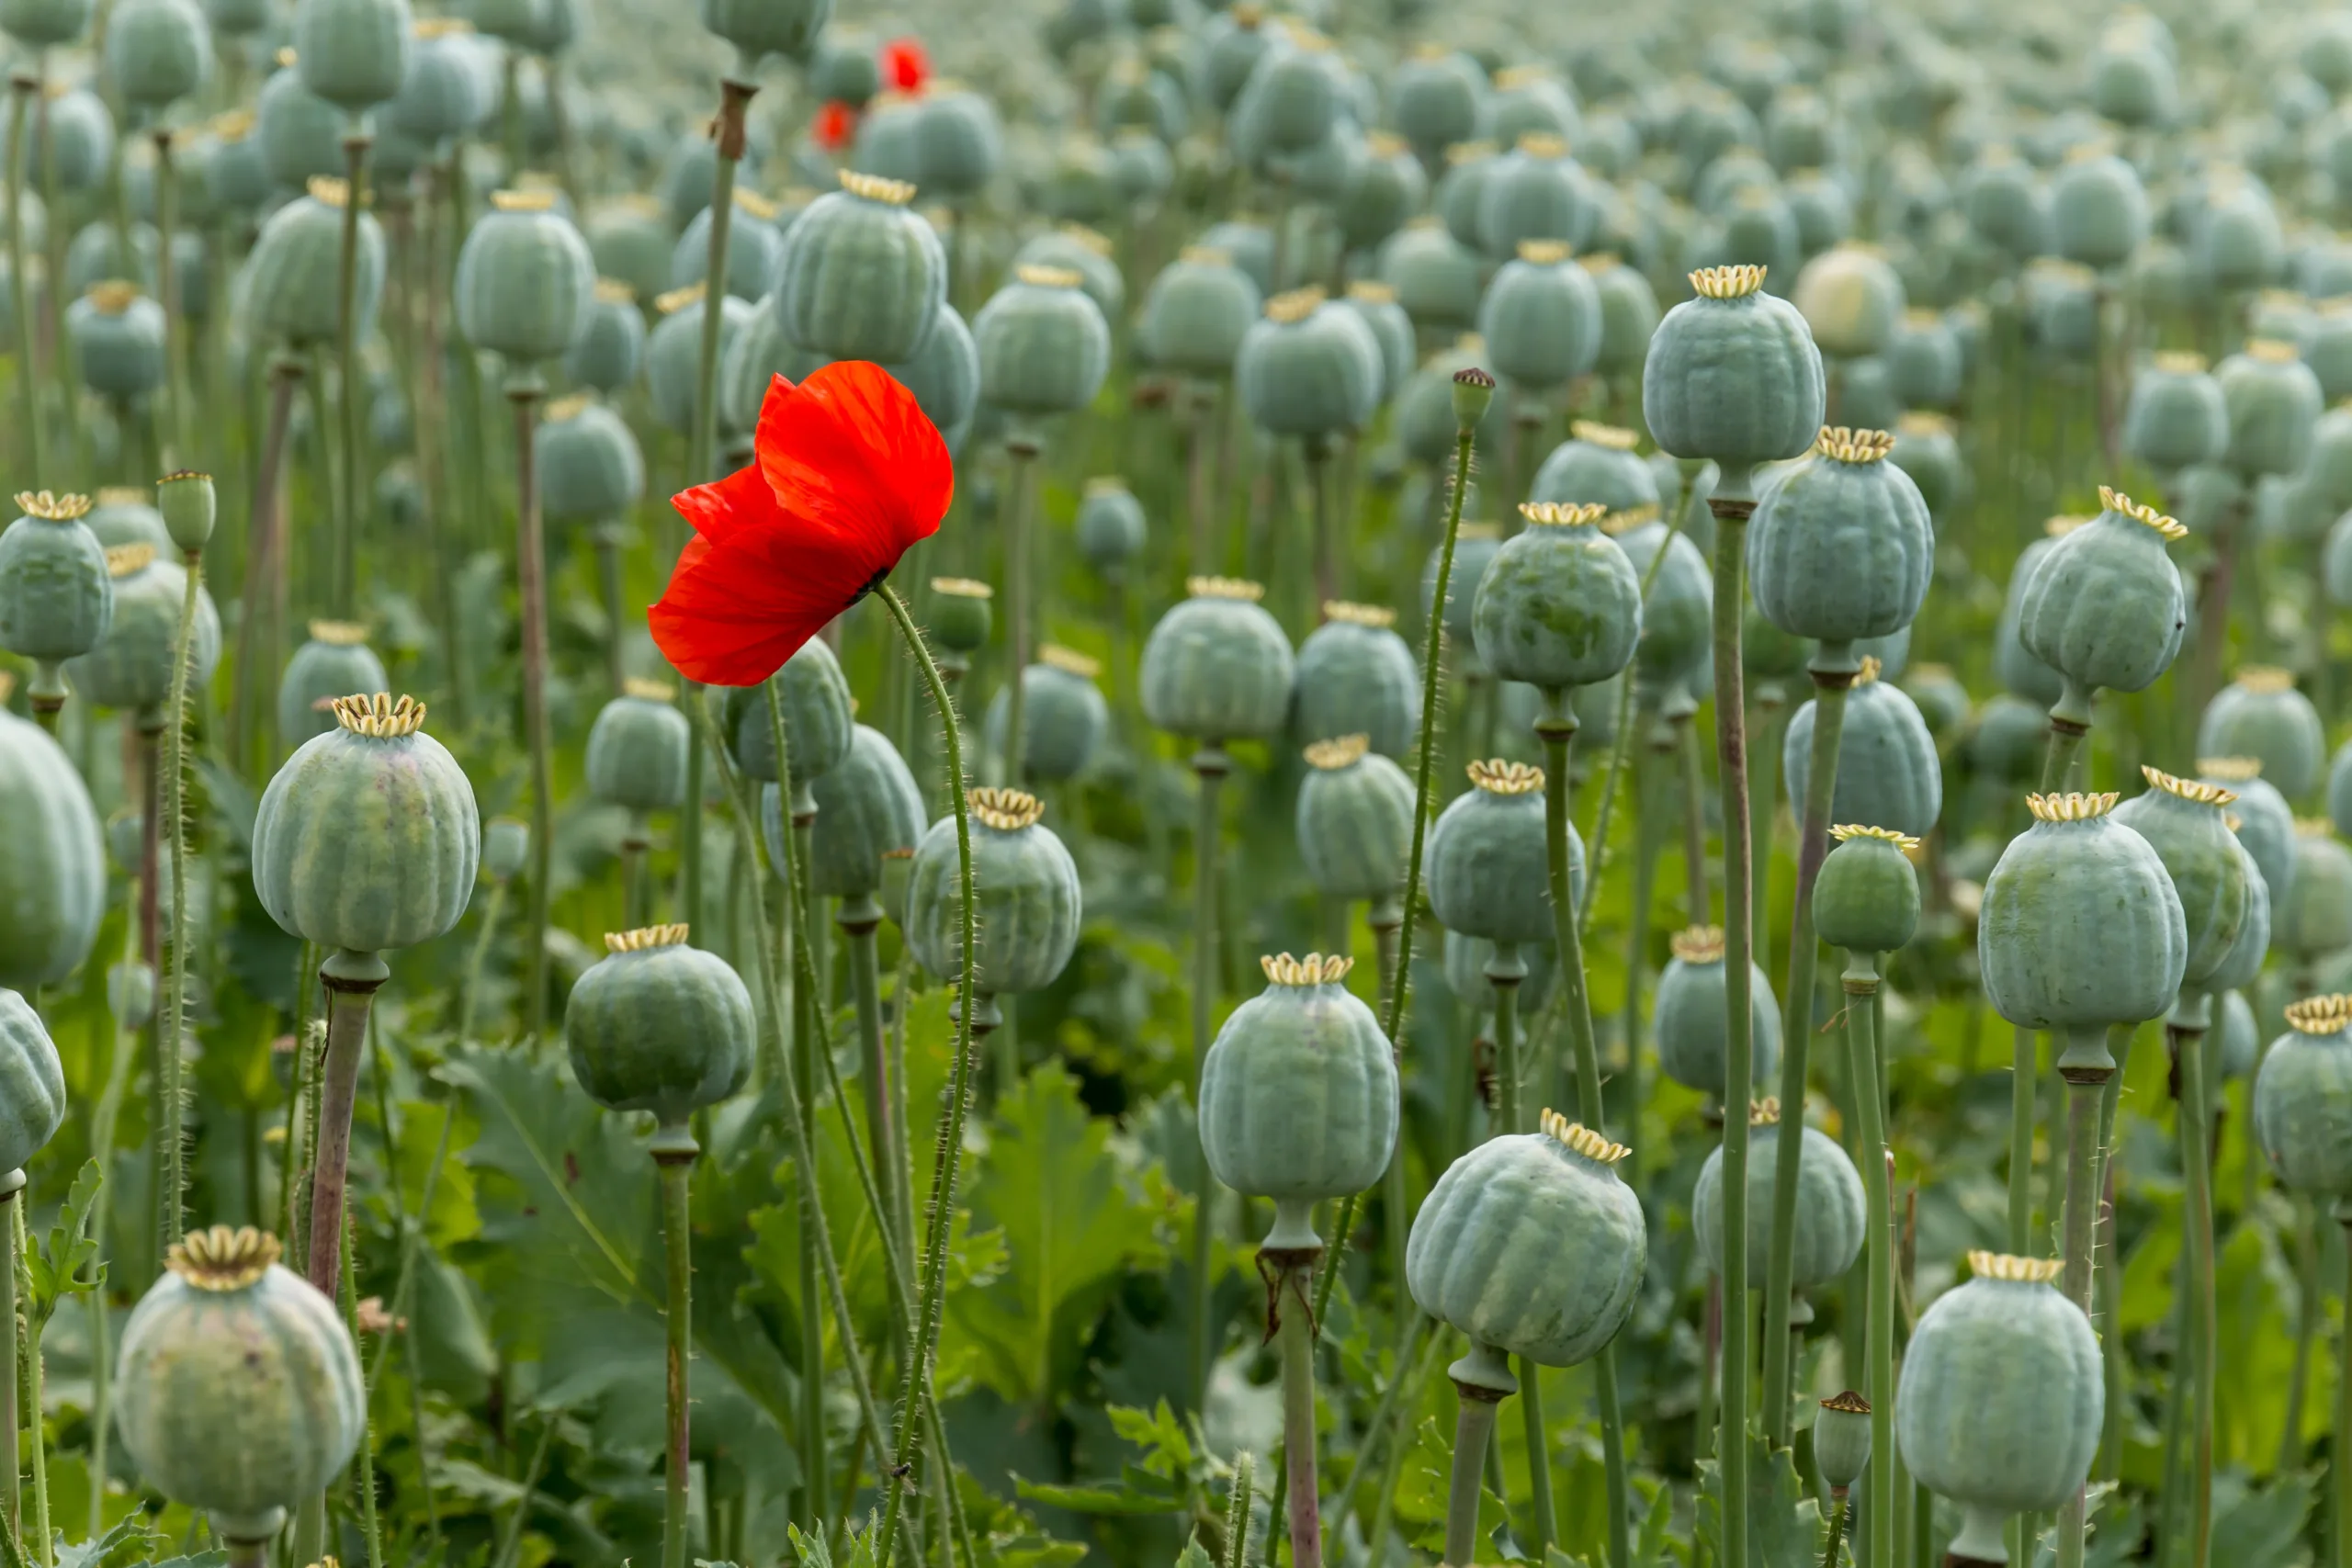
[[1710, 497, 1756, 1568], [508, 375, 554, 1049], [4, 74, 41, 487], [1001, 435, 1040, 787], [334, 129, 371, 619]]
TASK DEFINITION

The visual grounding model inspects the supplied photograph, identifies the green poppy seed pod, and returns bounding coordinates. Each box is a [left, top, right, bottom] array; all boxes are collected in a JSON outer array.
[[1235, 286, 1380, 437], [536, 396, 646, 524], [2201, 757, 2296, 910], [718, 301, 822, 441], [1894, 1251, 2103, 1555], [2302, 305, 2352, 404], [156, 470, 214, 553], [107, 960, 154, 1028], [1962, 151, 2049, 258], [1388, 46, 1483, 164], [2201, 838, 2269, 1001], [1336, 134, 1424, 257], [775, 171, 944, 366], [914, 87, 1001, 199], [2217, 988, 2261, 1081], [455, 189, 594, 367], [2123, 349, 2227, 473], [1747, 426, 1933, 659], [1586, 254, 1661, 378], [1815, 1393, 1872, 1493], [0, 491, 113, 691], [1442, 930, 1556, 1013], [1470, 502, 1643, 694], [23, 88, 111, 194], [2016, 486, 2188, 728], [1477, 240, 1601, 393], [1693, 1101, 1865, 1287], [115, 1225, 364, 1548], [1531, 421, 1659, 514], [973, 263, 1111, 417], [1426, 760, 1564, 948], [2256, 997, 2352, 1202], [646, 286, 753, 435], [1654, 924, 1783, 1101], [669, 190, 783, 305], [586, 198, 671, 304], [1012, 224, 1123, 319], [276, 620, 387, 746], [1781, 171, 1853, 259], [1140, 576, 1295, 741], [1989, 523, 2069, 707], [1228, 37, 1340, 163], [986, 648, 1110, 784], [1199, 952, 1399, 1246], [785, 724, 924, 902], [2089, 23, 2174, 128], [1197, 6, 1272, 111], [1882, 309, 1959, 408], [1295, 602, 1419, 760], [2051, 149, 2148, 270], [2197, 667, 2324, 800], [0, 0, 88, 44], [294, 0, 411, 110], [251, 695, 479, 955], [390, 17, 493, 145], [68, 281, 164, 399], [1887, 412, 1962, 520], [1643, 264, 1826, 498], [2287, 409, 2352, 538], [906, 787, 1080, 998], [1075, 478, 1146, 581], [1396, 340, 1508, 464], [1475, 132, 1591, 260], [1407, 1114, 1645, 1375], [106, 0, 210, 110], [566, 925, 753, 1136], [1978, 790, 2188, 1072], [2333, 745, 2352, 841], [64, 544, 220, 717], [924, 577, 991, 658], [1487, 64, 1577, 145], [245, 177, 385, 350], [2200, 182, 2283, 295], [1814, 825, 1923, 954], [1379, 218, 1483, 334], [1791, 243, 1905, 360], [2111, 768, 2255, 1012], [564, 281, 647, 393], [1296, 735, 1413, 903], [482, 817, 528, 883], [699, 0, 827, 64], [0, 705, 103, 989], [2279, 823, 2352, 962], [1137, 246, 1261, 377], [2218, 339, 2323, 478], [881, 300, 978, 452], [254, 65, 344, 189], [584, 680, 689, 816], [720, 637, 853, 790], [1611, 513, 1713, 709]]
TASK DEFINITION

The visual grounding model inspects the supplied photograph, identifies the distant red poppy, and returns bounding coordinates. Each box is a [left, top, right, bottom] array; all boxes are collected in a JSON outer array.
[[811, 99, 857, 152], [880, 36, 931, 93], [651, 363, 953, 687]]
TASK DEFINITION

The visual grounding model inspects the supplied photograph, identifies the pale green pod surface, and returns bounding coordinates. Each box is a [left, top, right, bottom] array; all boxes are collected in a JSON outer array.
[[1442, 930, 1555, 1013], [2200, 182, 2283, 293], [2089, 28, 2174, 127], [275, 622, 388, 746], [0, 707, 102, 990], [905, 790, 1080, 997], [0, 505, 111, 664], [669, 192, 784, 306], [1884, 310, 1962, 410], [1487, 68, 1578, 146], [646, 291, 754, 436], [1108, 130, 1173, 207], [1477, 244, 1601, 392], [587, 201, 673, 305], [720, 638, 853, 789], [1529, 423, 1659, 513], [2050, 151, 2147, 269], [250, 697, 481, 954], [2301, 309, 2352, 404], [2025, 260, 2099, 361], [1813, 827, 1923, 955], [69, 286, 165, 399], [1198, 955, 1398, 1224], [1471, 507, 1642, 692], [390, 23, 493, 144], [566, 931, 753, 1125], [1653, 926, 1782, 1100], [64, 550, 220, 716], [1692, 1118, 1864, 1288], [1426, 761, 1566, 948], [293, 0, 411, 110], [2333, 743, 2352, 840], [1012, 225, 1123, 318], [1781, 171, 1853, 259], [915, 89, 1003, 199], [1587, 255, 1660, 378], [1140, 583, 1295, 741], [2329, 514, 2352, 609], [2123, 352, 2228, 473], [115, 1229, 365, 1543], [2201, 841, 2270, 1000], [1783, 666, 1941, 840], [537, 400, 646, 524], [1296, 739, 1413, 902], [1295, 610, 1419, 761], [1747, 428, 1932, 649], [23, 88, 112, 193], [0, 989, 62, 1170], [1475, 134, 1591, 260], [1406, 1122, 1645, 1368], [2196, 670, 2324, 800], [985, 657, 1109, 784], [1612, 516, 1713, 707], [699, 0, 828, 65], [64, 220, 158, 299], [1977, 795, 2188, 1040], [254, 68, 343, 189], [884, 302, 978, 450], [775, 173, 945, 365], [1396, 341, 1510, 467], [1791, 243, 1904, 360], [1378, 219, 1482, 333], [106, 0, 211, 110], [584, 686, 690, 815], [1236, 292, 1381, 437], [717, 298, 822, 440], [2256, 1003, 2352, 1199], [1894, 1256, 2103, 1519], [2278, 828, 2352, 961], [1992, 532, 2064, 707], [973, 265, 1110, 417], [455, 197, 594, 366], [2015, 492, 2188, 716], [245, 183, 386, 350], [1887, 413, 1962, 519], [1388, 48, 1483, 164], [1075, 479, 1146, 579], [1228, 42, 1339, 163], [1137, 248, 1261, 377], [1642, 265, 1826, 491], [786, 724, 924, 901], [2112, 769, 2255, 994], [2216, 987, 2261, 1080], [2218, 342, 2324, 479], [564, 292, 647, 393], [0, 0, 90, 46], [1336, 135, 1424, 255], [2202, 761, 2296, 912]]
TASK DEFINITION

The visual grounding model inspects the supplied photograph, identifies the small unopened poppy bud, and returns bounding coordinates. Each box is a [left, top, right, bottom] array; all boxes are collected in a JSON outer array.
[[158, 470, 216, 553], [1815, 1390, 1871, 1492], [484, 817, 530, 882], [1452, 365, 1495, 430]]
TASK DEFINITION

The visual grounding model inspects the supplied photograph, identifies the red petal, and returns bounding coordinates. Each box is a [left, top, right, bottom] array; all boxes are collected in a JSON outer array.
[[649, 533, 842, 686], [754, 361, 953, 578], [880, 38, 930, 92], [670, 458, 787, 547]]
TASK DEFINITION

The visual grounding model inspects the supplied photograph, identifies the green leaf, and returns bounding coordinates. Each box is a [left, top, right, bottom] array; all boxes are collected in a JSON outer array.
[[1694, 1433, 1826, 1568], [1392, 1415, 1508, 1556], [46, 1514, 153, 1568], [2211, 1469, 2314, 1568], [1013, 1472, 1189, 1517], [25, 1159, 104, 1329], [1107, 1400, 1195, 1483], [1174, 1531, 1216, 1568]]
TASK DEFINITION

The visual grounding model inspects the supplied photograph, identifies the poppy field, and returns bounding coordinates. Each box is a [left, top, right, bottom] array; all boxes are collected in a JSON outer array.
[[3, 0, 2352, 1566]]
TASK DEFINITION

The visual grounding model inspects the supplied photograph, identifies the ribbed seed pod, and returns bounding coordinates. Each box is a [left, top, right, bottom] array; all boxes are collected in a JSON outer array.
[[1610, 512, 1712, 708], [719, 637, 853, 791], [1792, 244, 1905, 360], [1813, 824, 1923, 955], [0, 988, 62, 1171], [0, 491, 112, 694], [0, 0, 90, 45], [2112, 768, 2254, 1022], [1694, 1101, 1865, 1286], [1296, 735, 1413, 903], [1885, 310, 1962, 411], [1471, 501, 1642, 694], [1012, 224, 1122, 318], [1138, 246, 1261, 378], [584, 681, 689, 816], [1747, 426, 1932, 660], [115, 1226, 365, 1546], [63, 544, 220, 719], [1427, 760, 1565, 948], [785, 724, 924, 902], [1337, 133, 1424, 256], [1074, 477, 1146, 581], [1583, 254, 1661, 378], [2051, 149, 2148, 270], [566, 927, 753, 1130], [973, 264, 1111, 417], [699, 0, 828, 65], [2197, 667, 2324, 800], [2124, 350, 2228, 474], [536, 397, 646, 524], [1378, 217, 1483, 333], [2256, 997, 2352, 1203], [2201, 757, 2296, 912], [1530, 421, 1658, 514], [1475, 132, 1590, 260], [1655, 924, 1783, 1102], [1288, 595, 1417, 750], [986, 648, 1109, 784], [1199, 952, 1398, 1245], [2218, 338, 2324, 478], [390, 17, 492, 146], [1140, 577, 1295, 741], [1235, 286, 1380, 437], [564, 280, 648, 392], [1643, 264, 1827, 496], [1477, 240, 1600, 393], [905, 788, 1080, 997], [2279, 822, 2352, 962], [245, 177, 386, 350], [586, 198, 672, 304], [276, 621, 387, 747], [646, 286, 753, 436], [1888, 412, 1962, 520], [2016, 486, 2188, 728], [293, 0, 411, 110], [106, 0, 210, 110], [670, 188, 783, 303], [775, 171, 944, 364], [455, 190, 594, 366], [914, 87, 1003, 200], [881, 300, 978, 453], [0, 699, 104, 988], [1388, 46, 1482, 164]]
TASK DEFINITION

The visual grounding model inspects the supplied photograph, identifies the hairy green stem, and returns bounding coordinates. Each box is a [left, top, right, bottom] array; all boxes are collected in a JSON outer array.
[[1843, 955, 1894, 1568], [843, 908, 910, 1273], [159, 546, 201, 1249], [1710, 504, 1756, 1568], [0, 1179, 17, 1536], [656, 1142, 695, 1568], [1817, 1492, 1847, 1568], [305, 951, 389, 1299], [1001, 437, 1039, 789], [2007, 1025, 2036, 1254], [336, 1219, 381, 1568], [1275, 1255, 1323, 1568]]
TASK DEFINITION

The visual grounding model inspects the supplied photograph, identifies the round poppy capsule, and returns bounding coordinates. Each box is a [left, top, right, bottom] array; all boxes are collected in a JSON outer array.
[[586, 681, 691, 818], [1644, 263, 1826, 498], [1792, 244, 1905, 361], [721, 637, 854, 794], [2124, 350, 2228, 475], [292, 0, 411, 110], [915, 86, 1004, 200], [2217, 338, 2324, 479], [1694, 1100, 1864, 1291], [245, 176, 385, 349], [2197, 666, 2324, 800], [885, 301, 979, 454], [587, 197, 672, 305], [670, 187, 783, 303], [390, 17, 492, 146], [1388, 46, 1482, 164], [1380, 216, 1482, 333], [1747, 427, 1933, 660], [1295, 602, 1419, 761], [567, 925, 754, 1138], [1782, 659, 1942, 841], [0, 491, 112, 704], [537, 396, 647, 526], [68, 281, 165, 401], [0, 698, 104, 991], [1296, 735, 1413, 906], [1396, 339, 1510, 467], [702, 0, 829, 68], [1654, 925, 1783, 1105], [455, 189, 595, 368], [905, 788, 1081, 1000], [1075, 477, 1147, 581], [986, 647, 1109, 784], [1140, 576, 1295, 742], [1531, 420, 1657, 514], [975, 263, 1112, 418], [1138, 246, 1261, 378], [775, 170, 944, 366], [925, 578, 993, 659], [564, 279, 648, 393], [2016, 487, 2188, 730], [105, 0, 210, 110], [1478, 240, 1601, 393], [64, 544, 220, 722], [1611, 510, 1713, 711], [2256, 997, 2352, 1203], [783, 724, 925, 904], [1427, 760, 1562, 950], [276, 620, 388, 748], [1586, 254, 1660, 378], [0, 988, 63, 1174], [0, 0, 90, 45], [1236, 286, 1382, 437], [646, 284, 754, 435]]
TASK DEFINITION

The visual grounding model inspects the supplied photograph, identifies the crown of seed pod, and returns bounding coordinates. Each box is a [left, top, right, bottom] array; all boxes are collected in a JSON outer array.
[[1199, 952, 1398, 1248], [250, 695, 481, 958], [1295, 602, 1420, 760], [1296, 735, 1415, 906], [1781, 658, 1943, 840], [2255, 998, 2352, 1207], [1529, 420, 1660, 514], [2123, 352, 2228, 474], [62, 544, 220, 723], [1471, 499, 1643, 698], [987, 648, 1110, 784], [2196, 667, 2324, 800], [1476, 239, 1601, 393], [115, 1224, 365, 1548], [567, 926, 754, 1146], [0, 490, 112, 699], [1407, 1110, 1645, 1386], [1138, 247, 1262, 378], [585, 682, 691, 817], [1140, 577, 1295, 742], [1747, 425, 1933, 664], [905, 788, 1081, 1002], [719, 638, 854, 800], [1426, 760, 1575, 950], [1814, 825, 1924, 955], [244, 175, 387, 349], [1654, 924, 1783, 1105], [1692, 1100, 1865, 1291], [2279, 820, 2352, 962], [1642, 264, 1827, 500], [1894, 1251, 2102, 1562], [1978, 790, 2188, 1074], [275, 621, 387, 749], [455, 190, 596, 368], [2111, 767, 2255, 1026], [2015, 485, 2188, 730]]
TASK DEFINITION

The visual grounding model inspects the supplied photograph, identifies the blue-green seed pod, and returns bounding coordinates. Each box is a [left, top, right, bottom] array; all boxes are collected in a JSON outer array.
[[1814, 823, 1923, 956], [1884, 309, 1962, 410], [719, 638, 852, 790], [2051, 150, 2148, 270], [1337, 132, 1424, 255], [973, 263, 1111, 417], [293, 0, 411, 112], [715, 298, 819, 442], [1141, 576, 1295, 741], [1236, 286, 1380, 437], [1643, 263, 1826, 497], [1471, 501, 1641, 694], [0, 704, 104, 989], [774, 170, 944, 365], [567, 925, 752, 1132], [2124, 350, 2228, 473], [700, 0, 828, 66], [883, 301, 978, 452], [1228, 36, 1340, 163], [1584, 254, 1661, 378], [276, 619, 388, 747], [21, 87, 110, 193], [2016, 487, 2188, 726], [646, 286, 753, 436], [1443, 930, 1555, 1013], [0, 491, 112, 698], [2278, 824, 2352, 962], [390, 17, 493, 146], [2300, 304, 2352, 404], [986, 648, 1109, 784], [1012, 224, 1122, 320], [2218, 339, 2324, 478], [2333, 744, 2352, 842], [586, 197, 673, 305], [1654, 923, 1783, 1102], [536, 395, 645, 524], [1964, 147, 2051, 259], [1379, 217, 1482, 333], [1138, 245, 1261, 378], [1487, 63, 1578, 146], [2200, 757, 2296, 913], [454, 188, 593, 366], [1109, 130, 1173, 207], [1199, 951, 1398, 1245], [1747, 426, 1932, 658], [1530, 421, 1658, 514], [85, 487, 172, 549], [1693, 1105, 1864, 1286], [913, 88, 1002, 200], [1396, 339, 1510, 467], [1477, 240, 1600, 393], [68, 280, 161, 400], [2199, 179, 2283, 294], [106, 0, 210, 110], [1783, 660, 1941, 840], [1475, 131, 1591, 260], [1427, 759, 1568, 948], [2112, 767, 2256, 1014], [1075, 477, 1146, 580], [670, 188, 784, 303], [781, 723, 924, 902], [1295, 603, 1419, 760], [1792, 243, 1905, 360], [906, 787, 1080, 998], [1388, 46, 1482, 164], [65, 544, 218, 718], [584, 680, 689, 816], [254, 67, 343, 190], [244, 177, 384, 349], [2198, 668, 2324, 801], [0, 988, 62, 1170], [1612, 513, 1713, 708], [2216, 988, 2261, 1081], [0, 0, 88, 45], [2256, 998, 2352, 1203], [1297, 734, 1413, 903], [1887, 412, 1962, 520], [1407, 1115, 1644, 1374]]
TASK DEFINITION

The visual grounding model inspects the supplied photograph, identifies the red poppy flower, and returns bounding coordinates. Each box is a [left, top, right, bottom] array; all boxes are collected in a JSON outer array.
[[811, 98, 857, 152], [879, 36, 931, 93], [651, 362, 953, 687]]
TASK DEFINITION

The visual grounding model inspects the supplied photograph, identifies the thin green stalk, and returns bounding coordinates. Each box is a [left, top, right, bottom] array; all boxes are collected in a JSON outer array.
[[1709, 503, 1757, 1568], [158, 543, 201, 1249], [2177, 1026, 2215, 1568], [1749, 694, 1782, 982], [336, 1220, 382, 1568], [1275, 1256, 1323, 1568], [1001, 436, 1038, 787], [1842, 953, 1893, 1568], [152, 129, 187, 466], [11, 1194, 40, 1568], [511, 378, 553, 1048], [1678, 715, 1709, 922], [332, 133, 370, 617], [1762, 663, 1854, 1448], [2335, 1211, 2352, 1568], [5, 76, 41, 487], [656, 1140, 695, 1568], [843, 906, 909, 1273], [1481, 947, 1554, 1552], [1189, 744, 1228, 1407], [2052, 1027, 2112, 1568], [2280, 1196, 2321, 1472], [2008, 1025, 2036, 1254], [1442, 1390, 1505, 1568], [491, 1413, 555, 1568], [0, 1180, 16, 1536]]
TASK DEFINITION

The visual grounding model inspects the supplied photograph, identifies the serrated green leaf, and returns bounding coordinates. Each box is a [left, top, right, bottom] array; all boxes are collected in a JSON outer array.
[[26, 1158, 104, 1329], [1108, 1399, 1195, 1482], [1695, 1432, 1826, 1568], [1013, 1472, 1188, 1516], [1174, 1531, 1216, 1568]]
